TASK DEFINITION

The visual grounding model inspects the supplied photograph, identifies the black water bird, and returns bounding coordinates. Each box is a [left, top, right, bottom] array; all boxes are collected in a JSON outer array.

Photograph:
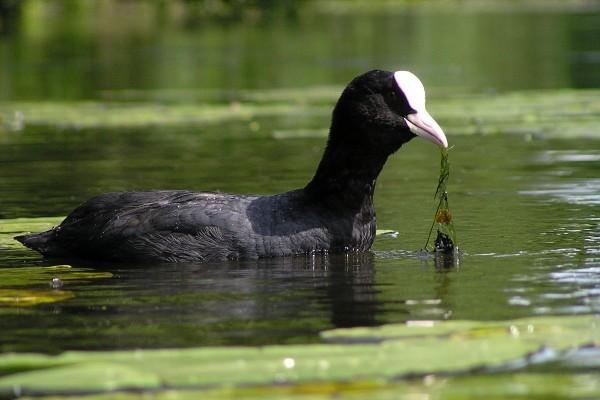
[[16, 70, 448, 263]]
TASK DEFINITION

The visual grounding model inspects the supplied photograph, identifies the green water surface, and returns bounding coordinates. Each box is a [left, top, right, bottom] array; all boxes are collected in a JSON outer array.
[[0, 1, 600, 398]]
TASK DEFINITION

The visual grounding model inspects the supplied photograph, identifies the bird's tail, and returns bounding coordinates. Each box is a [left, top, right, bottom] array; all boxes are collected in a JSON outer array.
[[15, 229, 65, 256]]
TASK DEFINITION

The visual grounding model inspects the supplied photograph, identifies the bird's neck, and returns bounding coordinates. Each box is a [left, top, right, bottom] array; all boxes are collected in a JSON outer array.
[[304, 138, 389, 212]]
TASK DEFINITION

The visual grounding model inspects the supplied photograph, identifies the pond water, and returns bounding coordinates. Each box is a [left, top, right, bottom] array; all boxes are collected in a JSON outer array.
[[2, 130, 600, 353], [1, 2, 600, 359]]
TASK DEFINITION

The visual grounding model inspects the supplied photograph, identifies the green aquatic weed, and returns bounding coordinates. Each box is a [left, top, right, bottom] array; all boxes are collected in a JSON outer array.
[[424, 147, 457, 252]]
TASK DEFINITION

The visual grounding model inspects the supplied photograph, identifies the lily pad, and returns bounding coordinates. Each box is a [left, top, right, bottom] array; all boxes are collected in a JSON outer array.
[[429, 89, 600, 139], [0, 217, 112, 306], [322, 315, 600, 347], [27, 373, 600, 400], [0, 289, 73, 306], [0, 217, 63, 251], [0, 265, 112, 288], [2, 89, 600, 138], [0, 102, 318, 131], [0, 315, 597, 398], [0, 217, 63, 235], [100, 86, 340, 104]]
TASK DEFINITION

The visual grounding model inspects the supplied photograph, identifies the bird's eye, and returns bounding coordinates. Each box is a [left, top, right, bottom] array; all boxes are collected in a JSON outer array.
[[386, 90, 398, 104]]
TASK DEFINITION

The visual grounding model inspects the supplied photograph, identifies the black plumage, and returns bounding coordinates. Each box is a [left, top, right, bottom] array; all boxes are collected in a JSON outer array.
[[16, 69, 446, 263]]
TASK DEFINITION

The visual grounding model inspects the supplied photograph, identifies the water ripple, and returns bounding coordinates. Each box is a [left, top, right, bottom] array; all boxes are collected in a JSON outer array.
[[535, 150, 600, 163], [521, 179, 600, 205]]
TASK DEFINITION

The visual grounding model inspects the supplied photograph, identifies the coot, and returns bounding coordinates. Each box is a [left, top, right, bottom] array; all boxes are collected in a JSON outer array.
[[16, 70, 448, 263]]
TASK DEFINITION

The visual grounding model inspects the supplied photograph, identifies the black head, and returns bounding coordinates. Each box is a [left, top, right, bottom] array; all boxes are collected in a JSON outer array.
[[305, 69, 447, 206], [330, 69, 447, 156]]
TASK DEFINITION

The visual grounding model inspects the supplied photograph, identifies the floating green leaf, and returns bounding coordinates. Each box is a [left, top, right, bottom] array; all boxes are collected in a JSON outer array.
[[0, 217, 112, 306], [429, 89, 600, 139], [2, 89, 600, 138], [0, 289, 73, 306], [0, 315, 597, 398], [0, 217, 63, 251], [28, 373, 600, 400], [0, 265, 112, 288], [0, 217, 63, 235], [322, 315, 600, 346], [0, 102, 321, 131], [101, 86, 340, 104]]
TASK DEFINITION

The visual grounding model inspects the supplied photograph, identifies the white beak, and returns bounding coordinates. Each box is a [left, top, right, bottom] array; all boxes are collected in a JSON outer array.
[[405, 111, 448, 148]]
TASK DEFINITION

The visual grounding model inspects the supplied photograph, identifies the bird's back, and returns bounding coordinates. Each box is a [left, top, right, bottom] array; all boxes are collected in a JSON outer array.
[[16, 189, 371, 262], [18, 191, 255, 262]]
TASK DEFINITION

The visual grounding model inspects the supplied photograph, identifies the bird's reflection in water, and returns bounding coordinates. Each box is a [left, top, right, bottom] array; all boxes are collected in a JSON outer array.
[[318, 252, 380, 328], [433, 250, 460, 271], [241, 252, 380, 328], [5, 250, 465, 352], [50, 252, 382, 347]]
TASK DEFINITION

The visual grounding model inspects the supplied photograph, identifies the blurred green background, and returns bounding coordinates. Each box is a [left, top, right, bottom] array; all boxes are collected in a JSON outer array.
[[1, 0, 599, 102]]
